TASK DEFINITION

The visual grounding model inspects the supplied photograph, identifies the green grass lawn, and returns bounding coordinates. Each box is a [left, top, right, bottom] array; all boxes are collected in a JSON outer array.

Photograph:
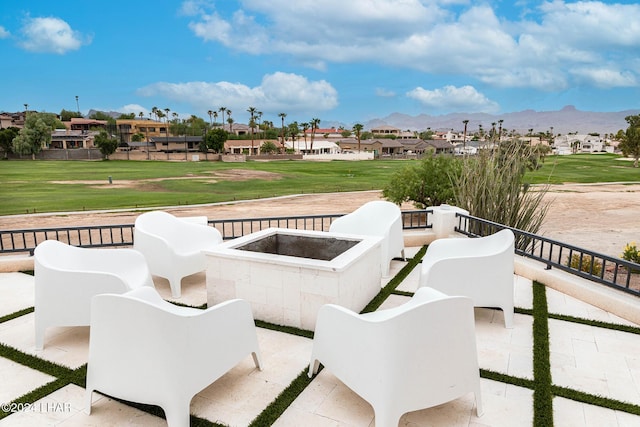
[[525, 153, 640, 184], [0, 154, 638, 216], [0, 159, 408, 215]]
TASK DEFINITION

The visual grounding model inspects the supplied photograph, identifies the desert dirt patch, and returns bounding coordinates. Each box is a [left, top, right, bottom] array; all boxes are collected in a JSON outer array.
[[48, 169, 283, 190]]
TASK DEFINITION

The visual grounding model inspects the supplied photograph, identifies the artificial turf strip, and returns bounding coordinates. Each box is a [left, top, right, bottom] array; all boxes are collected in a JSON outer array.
[[255, 319, 314, 339], [360, 245, 427, 314], [551, 384, 640, 416], [480, 369, 535, 390], [0, 342, 75, 379], [0, 307, 34, 324], [547, 312, 640, 335], [0, 378, 69, 420], [532, 281, 554, 426], [248, 367, 317, 427]]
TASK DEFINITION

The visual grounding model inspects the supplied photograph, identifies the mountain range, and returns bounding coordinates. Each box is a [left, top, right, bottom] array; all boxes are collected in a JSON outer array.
[[86, 106, 639, 136], [356, 105, 639, 136]]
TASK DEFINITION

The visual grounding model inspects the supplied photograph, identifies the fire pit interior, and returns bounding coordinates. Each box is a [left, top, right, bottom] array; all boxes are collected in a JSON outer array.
[[236, 232, 360, 261]]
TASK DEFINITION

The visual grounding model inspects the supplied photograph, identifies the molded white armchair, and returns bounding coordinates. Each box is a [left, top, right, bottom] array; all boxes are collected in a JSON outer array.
[[309, 287, 482, 426], [134, 211, 223, 298], [329, 201, 405, 277], [86, 286, 262, 427], [34, 240, 153, 350], [419, 229, 516, 328]]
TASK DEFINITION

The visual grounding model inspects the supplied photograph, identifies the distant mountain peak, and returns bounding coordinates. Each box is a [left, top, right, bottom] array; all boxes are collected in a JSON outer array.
[[362, 107, 638, 135]]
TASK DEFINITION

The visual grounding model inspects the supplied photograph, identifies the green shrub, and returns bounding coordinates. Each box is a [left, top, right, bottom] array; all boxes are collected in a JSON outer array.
[[622, 242, 640, 273], [622, 242, 640, 264], [568, 254, 602, 275], [382, 154, 461, 208]]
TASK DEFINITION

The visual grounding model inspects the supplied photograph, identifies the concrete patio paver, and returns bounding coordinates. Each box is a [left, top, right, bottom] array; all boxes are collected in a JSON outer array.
[[2, 250, 640, 426]]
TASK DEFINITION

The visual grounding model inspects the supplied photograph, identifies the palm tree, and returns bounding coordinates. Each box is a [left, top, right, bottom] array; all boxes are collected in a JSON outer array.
[[207, 110, 213, 127], [139, 112, 144, 120], [247, 106, 257, 154], [310, 118, 320, 152], [353, 123, 363, 152], [227, 117, 234, 134], [498, 119, 504, 142], [301, 122, 309, 152], [213, 111, 218, 128], [462, 119, 469, 153], [151, 106, 159, 122], [226, 109, 232, 131], [257, 111, 263, 139], [218, 107, 227, 130], [278, 113, 287, 153]]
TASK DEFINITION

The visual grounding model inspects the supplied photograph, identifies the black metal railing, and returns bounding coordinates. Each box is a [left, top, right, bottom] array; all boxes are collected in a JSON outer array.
[[455, 213, 640, 297], [0, 210, 431, 256], [0, 224, 136, 256]]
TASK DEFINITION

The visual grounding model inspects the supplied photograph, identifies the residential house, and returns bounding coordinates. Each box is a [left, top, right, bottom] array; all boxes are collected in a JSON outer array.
[[116, 119, 167, 144], [149, 136, 203, 152], [225, 139, 262, 155], [288, 139, 340, 154], [67, 118, 108, 133], [218, 123, 258, 137], [0, 112, 26, 129], [422, 139, 454, 154], [553, 134, 604, 154], [50, 129, 97, 149]]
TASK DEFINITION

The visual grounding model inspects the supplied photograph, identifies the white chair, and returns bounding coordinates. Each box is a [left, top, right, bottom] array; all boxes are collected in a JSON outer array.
[[309, 287, 483, 426], [329, 200, 405, 277], [134, 211, 223, 298], [419, 229, 516, 328], [33, 240, 153, 350], [86, 286, 262, 427]]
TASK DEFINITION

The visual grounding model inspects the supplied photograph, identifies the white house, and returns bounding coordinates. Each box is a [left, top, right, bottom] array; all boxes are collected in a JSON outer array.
[[553, 134, 604, 154], [285, 139, 341, 154]]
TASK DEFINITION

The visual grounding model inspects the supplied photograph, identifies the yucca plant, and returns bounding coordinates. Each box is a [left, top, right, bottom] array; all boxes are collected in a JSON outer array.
[[454, 140, 550, 247]]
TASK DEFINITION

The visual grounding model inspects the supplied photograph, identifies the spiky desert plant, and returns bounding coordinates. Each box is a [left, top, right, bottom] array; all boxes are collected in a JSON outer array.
[[454, 140, 550, 236]]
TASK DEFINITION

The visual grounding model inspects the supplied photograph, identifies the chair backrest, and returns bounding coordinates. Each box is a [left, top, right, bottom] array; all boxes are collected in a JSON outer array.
[[34, 240, 79, 271], [329, 201, 401, 236], [428, 229, 514, 260], [134, 211, 189, 243]]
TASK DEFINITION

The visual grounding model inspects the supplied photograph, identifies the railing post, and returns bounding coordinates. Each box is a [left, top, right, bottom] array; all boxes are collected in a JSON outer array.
[[428, 204, 469, 239]]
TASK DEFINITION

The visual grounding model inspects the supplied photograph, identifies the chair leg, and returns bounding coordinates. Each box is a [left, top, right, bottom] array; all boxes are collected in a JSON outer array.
[[503, 306, 514, 329], [374, 407, 401, 427], [308, 359, 320, 377], [163, 399, 191, 427], [252, 351, 263, 370], [34, 322, 45, 351], [474, 384, 484, 417], [169, 277, 182, 298], [85, 388, 94, 415]]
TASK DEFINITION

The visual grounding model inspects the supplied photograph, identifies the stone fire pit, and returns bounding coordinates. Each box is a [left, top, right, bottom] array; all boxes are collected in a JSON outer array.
[[204, 227, 382, 330]]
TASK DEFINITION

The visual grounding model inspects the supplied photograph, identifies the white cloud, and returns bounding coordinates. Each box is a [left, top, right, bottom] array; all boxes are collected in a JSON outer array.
[[570, 68, 637, 88], [0, 26, 10, 38], [375, 88, 396, 98], [137, 72, 338, 117], [119, 104, 150, 116], [406, 85, 500, 113], [182, 0, 640, 91], [19, 16, 90, 54]]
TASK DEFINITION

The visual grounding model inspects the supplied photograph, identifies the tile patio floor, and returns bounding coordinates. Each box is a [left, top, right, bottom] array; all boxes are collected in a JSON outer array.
[[1, 247, 640, 426]]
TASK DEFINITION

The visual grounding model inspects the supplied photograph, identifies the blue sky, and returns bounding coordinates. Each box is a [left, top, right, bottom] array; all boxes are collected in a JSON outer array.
[[1, 0, 639, 126]]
